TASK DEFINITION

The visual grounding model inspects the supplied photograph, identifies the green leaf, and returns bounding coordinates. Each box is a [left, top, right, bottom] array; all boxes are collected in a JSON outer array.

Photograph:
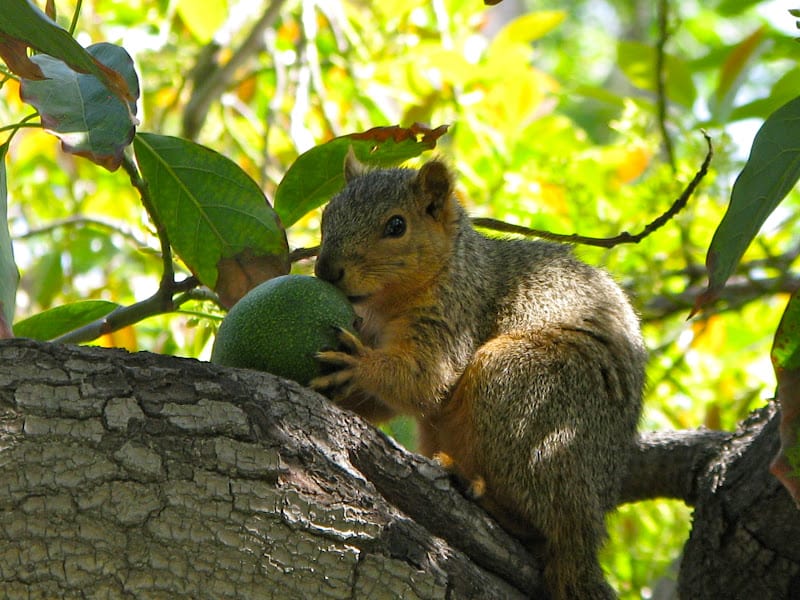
[[13, 300, 119, 341], [770, 289, 800, 504], [773, 290, 800, 371], [617, 41, 697, 108], [133, 132, 289, 290], [274, 124, 449, 228], [0, 143, 18, 334], [696, 95, 800, 310], [20, 43, 140, 171], [0, 0, 134, 102]]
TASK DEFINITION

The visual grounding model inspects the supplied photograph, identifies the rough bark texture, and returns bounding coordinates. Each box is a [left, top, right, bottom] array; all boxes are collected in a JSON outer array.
[[679, 403, 800, 598], [0, 339, 538, 599], [621, 429, 733, 505], [0, 338, 798, 599]]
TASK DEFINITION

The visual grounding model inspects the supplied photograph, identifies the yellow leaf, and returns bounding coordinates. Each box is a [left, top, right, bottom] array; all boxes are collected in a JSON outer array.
[[2, 77, 23, 110], [481, 68, 557, 133], [97, 325, 138, 352], [691, 315, 727, 354], [614, 144, 652, 184], [176, 0, 227, 42], [491, 10, 566, 49], [277, 20, 300, 44]]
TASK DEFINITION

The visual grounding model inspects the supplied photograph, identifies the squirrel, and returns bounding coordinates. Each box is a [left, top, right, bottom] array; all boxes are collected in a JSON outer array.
[[311, 151, 647, 599]]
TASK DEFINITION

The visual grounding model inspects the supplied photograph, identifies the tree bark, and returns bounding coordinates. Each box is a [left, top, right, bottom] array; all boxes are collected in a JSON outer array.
[[0, 339, 797, 598], [679, 403, 800, 598]]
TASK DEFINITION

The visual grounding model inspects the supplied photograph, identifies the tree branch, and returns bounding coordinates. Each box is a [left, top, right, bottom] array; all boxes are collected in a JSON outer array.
[[622, 429, 733, 505], [655, 0, 675, 171], [52, 276, 200, 344], [472, 131, 713, 248], [643, 273, 800, 322], [16, 215, 150, 249], [120, 152, 174, 291], [0, 339, 795, 598], [182, 0, 288, 140], [291, 130, 715, 267], [49, 153, 208, 346]]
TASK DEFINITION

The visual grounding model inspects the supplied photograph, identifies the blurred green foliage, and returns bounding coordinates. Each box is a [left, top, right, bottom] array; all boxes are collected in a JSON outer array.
[[2, 0, 798, 596]]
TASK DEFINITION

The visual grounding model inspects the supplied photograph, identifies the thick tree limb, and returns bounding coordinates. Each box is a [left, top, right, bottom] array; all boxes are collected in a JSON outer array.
[[0, 339, 537, 598], [0, 339, 797, 598], [680, 403, 800, 597], [621, 428, 733, 505]]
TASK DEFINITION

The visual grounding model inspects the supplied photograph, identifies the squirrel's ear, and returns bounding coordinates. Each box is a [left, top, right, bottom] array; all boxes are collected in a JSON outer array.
[[343, 147, 368, 183], [415, 159, 454, 219]]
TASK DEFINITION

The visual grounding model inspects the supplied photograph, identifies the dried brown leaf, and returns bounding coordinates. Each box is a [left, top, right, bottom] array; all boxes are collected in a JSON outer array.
[[0, 33, 44, 79], [215, 248, 291, 308]]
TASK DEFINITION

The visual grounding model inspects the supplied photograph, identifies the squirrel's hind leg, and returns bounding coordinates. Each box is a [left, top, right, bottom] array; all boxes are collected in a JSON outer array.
[[448, 330, 629, 600]]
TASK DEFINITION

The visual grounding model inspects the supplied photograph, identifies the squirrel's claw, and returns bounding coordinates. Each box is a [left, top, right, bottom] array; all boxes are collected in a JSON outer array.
[[315, 348, 359, 369], [310, 365, 353, 392], [333, 326, 366, 355], [311, 327, 366, 392]]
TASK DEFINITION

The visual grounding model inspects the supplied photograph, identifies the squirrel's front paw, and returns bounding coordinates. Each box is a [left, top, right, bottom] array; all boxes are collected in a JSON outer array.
[[310, 326, 367, 394]]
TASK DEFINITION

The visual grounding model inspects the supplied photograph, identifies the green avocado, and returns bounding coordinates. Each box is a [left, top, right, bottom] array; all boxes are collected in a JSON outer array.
[[211, 274, 357, 386]]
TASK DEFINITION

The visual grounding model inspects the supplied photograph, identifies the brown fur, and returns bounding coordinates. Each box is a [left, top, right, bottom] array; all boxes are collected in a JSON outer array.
[[312, 154, 646, 599]]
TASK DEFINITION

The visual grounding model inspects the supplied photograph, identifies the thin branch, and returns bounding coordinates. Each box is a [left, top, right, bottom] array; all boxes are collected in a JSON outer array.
[[472, 131, 713, 249], [174, 286, 225, 311], [290, 133, 714, 263], [53, 276, 199, 345], [16, 215, 150, 249], [655, 0, 676, 172], [120, 152, 175, 293], [51, 154, 207, 345], [643, 273, 800, 322], [67, 0, 83, 35], [289, 245, 319, 263], [0, 113, 41, 145]]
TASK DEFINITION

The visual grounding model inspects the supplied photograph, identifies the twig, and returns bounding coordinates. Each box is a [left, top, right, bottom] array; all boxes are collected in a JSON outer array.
[[120, 152, 175, 294], [67, 0, 83, 35], [0, 114, 41, 144], [52, 154, 206, 345], [472, 131, 713, 249], [655, 0, 675, 172], [16, 215, 150, 249], [289, 245, 320, 262], [643, 273, 800, 322], [53, 276, 199, 345], [290, 133, 713, 261]]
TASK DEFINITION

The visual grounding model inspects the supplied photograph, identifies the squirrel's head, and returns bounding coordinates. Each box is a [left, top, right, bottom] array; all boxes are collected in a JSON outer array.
[[315, 150, 461, 315]]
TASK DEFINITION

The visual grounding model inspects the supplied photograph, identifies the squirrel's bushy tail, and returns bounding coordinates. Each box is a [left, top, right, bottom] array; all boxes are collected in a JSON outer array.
[[543, 520, 616, 600], [453, 328, 636, 599]]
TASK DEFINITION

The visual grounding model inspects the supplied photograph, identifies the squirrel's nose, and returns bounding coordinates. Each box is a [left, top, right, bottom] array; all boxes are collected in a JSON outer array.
[[315, 253, 344, 284]]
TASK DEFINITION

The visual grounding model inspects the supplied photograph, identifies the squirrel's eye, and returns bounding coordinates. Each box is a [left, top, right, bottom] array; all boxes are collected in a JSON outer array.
[[383, 215, 406, 238]]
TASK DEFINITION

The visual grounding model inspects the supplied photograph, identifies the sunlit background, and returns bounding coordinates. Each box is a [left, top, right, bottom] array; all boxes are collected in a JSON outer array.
[[2, 1, 797, 596]]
